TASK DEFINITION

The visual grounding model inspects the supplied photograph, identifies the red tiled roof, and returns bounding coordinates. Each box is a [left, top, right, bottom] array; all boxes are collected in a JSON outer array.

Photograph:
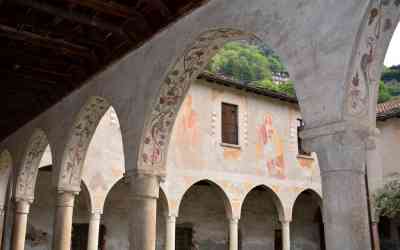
[[377, 97, 400, 120], [200, 72, 400, 121]]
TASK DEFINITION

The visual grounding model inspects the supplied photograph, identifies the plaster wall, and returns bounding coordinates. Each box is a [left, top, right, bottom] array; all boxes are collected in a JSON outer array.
[[377, 119, 400, 182]]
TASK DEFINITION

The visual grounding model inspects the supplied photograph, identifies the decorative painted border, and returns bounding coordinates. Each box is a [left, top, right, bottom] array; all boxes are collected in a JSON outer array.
[[59, 97, 110, 190], [15, 130, 48, 201], [347, 0, 399, 116]]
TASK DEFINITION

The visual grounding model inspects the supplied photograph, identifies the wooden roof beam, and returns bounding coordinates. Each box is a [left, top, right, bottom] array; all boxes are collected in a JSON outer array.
[[0, 24, 98, 67], [64, 0, 135, 18], [12, 0, 128, 38]]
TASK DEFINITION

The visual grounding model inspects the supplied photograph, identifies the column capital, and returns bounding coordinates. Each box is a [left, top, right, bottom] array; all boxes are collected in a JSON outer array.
[[126, 170, 161, 199], [280, 219, 291, 224], [300, 121, 377, 175], [56, 190, 78, 208], [14, 199, 31, 214], [228, 217, 240, 224], [166, 215, 177, 223]]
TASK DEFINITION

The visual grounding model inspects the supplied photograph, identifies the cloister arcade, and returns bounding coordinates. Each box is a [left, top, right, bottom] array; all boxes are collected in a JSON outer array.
[[0, 1, 398, 250]]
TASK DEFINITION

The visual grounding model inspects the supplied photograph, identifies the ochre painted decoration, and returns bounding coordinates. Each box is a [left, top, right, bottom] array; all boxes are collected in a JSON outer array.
[[257, 115, 286, 179], [140, 28, 249, 170], [16, 130, 48, 200], [347, 0, 397, 116], [59, 97, 109, 190]]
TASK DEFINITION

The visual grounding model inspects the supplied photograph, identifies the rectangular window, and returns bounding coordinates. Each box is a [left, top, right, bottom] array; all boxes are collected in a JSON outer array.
[[297, 119, 310, 156], [176, 226, 193, 250], [221, 103, 239, 145]]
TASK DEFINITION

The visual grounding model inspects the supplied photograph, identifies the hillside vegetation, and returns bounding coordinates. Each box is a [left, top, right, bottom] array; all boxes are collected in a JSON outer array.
[[208, 41, 400, 103]]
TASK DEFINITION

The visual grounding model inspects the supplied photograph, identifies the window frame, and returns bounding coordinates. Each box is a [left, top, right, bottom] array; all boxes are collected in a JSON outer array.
[[221, 102, 240, 146]]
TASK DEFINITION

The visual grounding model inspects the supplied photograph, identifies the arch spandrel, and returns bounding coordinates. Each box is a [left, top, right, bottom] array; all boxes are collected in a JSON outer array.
[[58, 96, 110, 191], [15, 129, 49, 201]]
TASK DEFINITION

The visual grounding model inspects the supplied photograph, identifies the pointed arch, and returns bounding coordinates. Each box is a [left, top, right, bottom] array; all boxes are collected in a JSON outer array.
[[15, 129, 50, 202], [240, 185, 286, 222], [58, 96, 112, 191], [177, 179, 233, 219], [139, 29, 253, 173], [0, 150, 12, 206]]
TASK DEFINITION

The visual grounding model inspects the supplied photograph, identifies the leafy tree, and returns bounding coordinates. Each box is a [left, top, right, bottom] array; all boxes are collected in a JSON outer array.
[[378, 80, 392, 103], [208, 42, 273, 83], [374, 179, 400, 219]]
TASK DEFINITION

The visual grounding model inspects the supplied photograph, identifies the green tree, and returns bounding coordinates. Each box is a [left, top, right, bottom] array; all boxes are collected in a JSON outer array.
[[378, 80, 392, 103], [208, 42, 273, 83]]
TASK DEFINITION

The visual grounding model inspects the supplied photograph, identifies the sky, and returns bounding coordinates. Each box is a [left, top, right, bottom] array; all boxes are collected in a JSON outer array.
[[385, 23, 400, 67]]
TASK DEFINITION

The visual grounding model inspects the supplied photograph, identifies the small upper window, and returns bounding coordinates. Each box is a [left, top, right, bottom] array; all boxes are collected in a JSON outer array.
[[221, 103, 239, 145], [297, 119, 311, 156]]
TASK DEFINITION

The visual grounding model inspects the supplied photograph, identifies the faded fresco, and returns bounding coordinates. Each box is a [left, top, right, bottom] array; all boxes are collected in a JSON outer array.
[[257, 115, 286, 179]]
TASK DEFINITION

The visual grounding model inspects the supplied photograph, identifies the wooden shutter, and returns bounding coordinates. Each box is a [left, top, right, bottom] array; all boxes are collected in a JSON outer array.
[[176, 226, 193, 250], [221, 103, 238, 145]]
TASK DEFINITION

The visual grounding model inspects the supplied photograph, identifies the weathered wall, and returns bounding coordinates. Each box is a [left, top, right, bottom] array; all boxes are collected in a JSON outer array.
[[26, 78, 323, 249]]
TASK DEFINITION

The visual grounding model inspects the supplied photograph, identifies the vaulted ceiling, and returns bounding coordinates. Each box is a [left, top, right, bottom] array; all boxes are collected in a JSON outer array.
[[0, 0, 208, 140]]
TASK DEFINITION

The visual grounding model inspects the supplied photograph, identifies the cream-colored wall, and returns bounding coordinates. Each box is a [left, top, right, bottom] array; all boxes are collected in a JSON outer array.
[[38, 78, 322, 219]]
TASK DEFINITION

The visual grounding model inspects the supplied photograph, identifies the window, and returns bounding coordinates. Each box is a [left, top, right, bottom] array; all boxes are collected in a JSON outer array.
[[297, 119, 310, 156], [221, 103, 239, 145], [176, 226, 193, 250]]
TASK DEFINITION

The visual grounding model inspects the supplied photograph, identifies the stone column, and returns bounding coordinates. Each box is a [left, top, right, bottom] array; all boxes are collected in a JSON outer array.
[[229, 218, 239, 250], [165, 215, 176, 250], [281, 220, 291, 250], [128, 173, 160, 250], [0, 205, 5, 250], [301, 125, 372, 250], [87, 211, 102, 250], [371, 222, 381, 250], [11, 199, 30, 250], [52, 191, 77, 250]]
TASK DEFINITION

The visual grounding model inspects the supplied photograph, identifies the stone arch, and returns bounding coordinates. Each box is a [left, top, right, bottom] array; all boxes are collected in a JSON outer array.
[[159, 186, 170, 217], [15, 129, 51, 202], [240, 185, 286, 222], [290, 188, 323, 220], [139, 29, 253, 174], [0, 150, 12, 206], [58, 96, 115, 192], [177, 179, 233, 219], [80, 180, 94, 214], [345, 0, 400, 122]]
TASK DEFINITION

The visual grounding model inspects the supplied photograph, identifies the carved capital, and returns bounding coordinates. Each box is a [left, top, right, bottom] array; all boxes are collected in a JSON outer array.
[[125, 170, 161, 200], [300, 121, 377, 175], [55, 190, 78, 208]]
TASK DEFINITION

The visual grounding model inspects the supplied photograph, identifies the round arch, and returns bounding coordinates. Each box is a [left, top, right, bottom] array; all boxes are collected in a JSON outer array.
[[291, 188, 323, 220], [15, 129, 51, 202], [80, 180, 94, 214], [240, 185, 286, 222], [159, 186, 170, 217], [139, 29, 254, 173], [58, 97, 125, 192], [345, 1, 400, 121], [176, 179, 233, 219], [0, 150, 12, 206]]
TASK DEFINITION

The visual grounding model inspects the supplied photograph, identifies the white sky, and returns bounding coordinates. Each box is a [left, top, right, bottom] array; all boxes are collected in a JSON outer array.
[[385, 23, 400, 67]]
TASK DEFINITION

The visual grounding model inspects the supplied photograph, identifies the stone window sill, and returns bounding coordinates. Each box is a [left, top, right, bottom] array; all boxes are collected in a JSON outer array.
[[297, 154, 314, 160], [220, 142, 241, 149]]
